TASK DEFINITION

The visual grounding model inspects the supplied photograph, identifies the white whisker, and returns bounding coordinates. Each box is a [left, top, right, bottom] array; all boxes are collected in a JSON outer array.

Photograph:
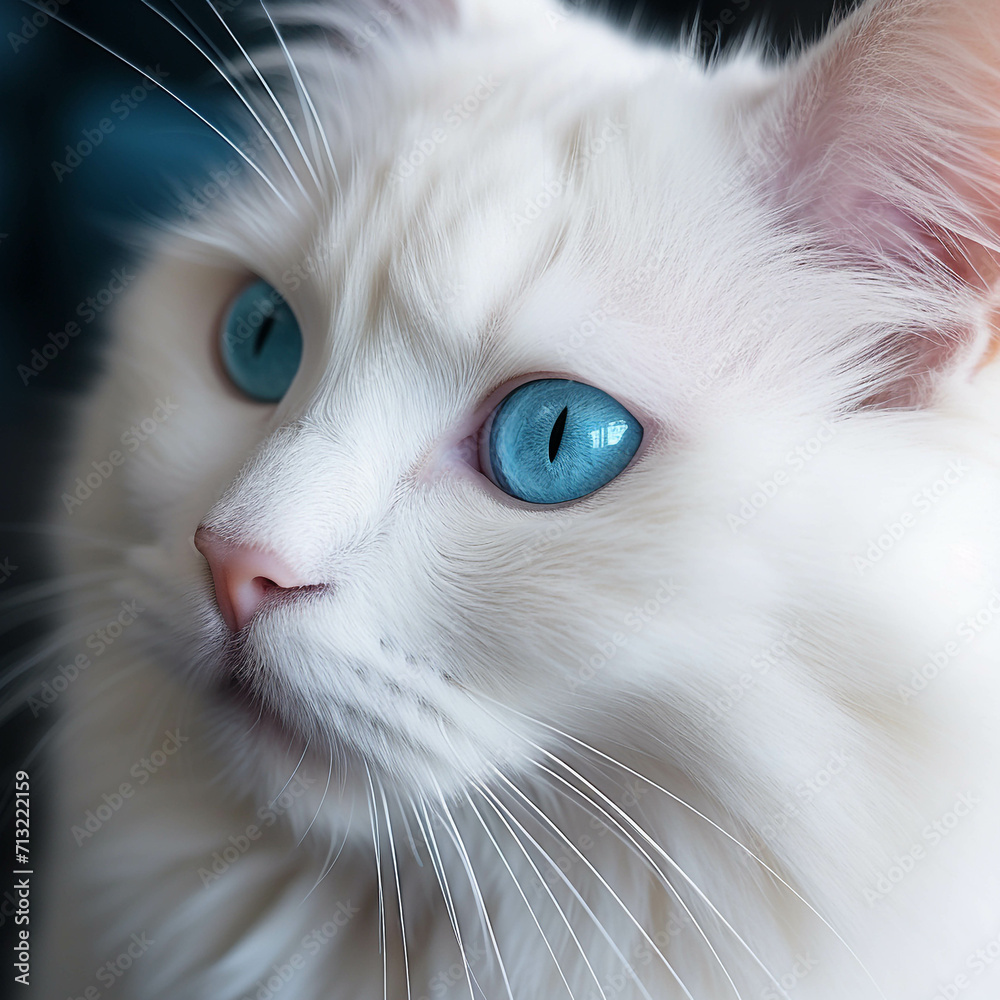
[[410, 793, 477, 1000], [432, 782, 515, 1000], [198, 0, 324, 193], [257, 1, 340, 197], [499, 702, 887, 1000], [473, 781, 609, 1000], [23, 1, 291, 207], [137, 0, 312, 200], [301, 795, 355, 902], [534, 756, 756, 1000], [464, 787, 575, 999], [295, 740, 332, 847], [491, 768, 692, 1000], [391, 787, 424, 867], [379, 782, 412, 1000], [271, 737, 311, 804], [480, 779, 658, 1000], [364, 762, 389, 1000]]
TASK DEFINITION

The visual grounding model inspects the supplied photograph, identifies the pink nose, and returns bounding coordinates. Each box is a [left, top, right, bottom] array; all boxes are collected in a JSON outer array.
[[193, 526, 317, 632]]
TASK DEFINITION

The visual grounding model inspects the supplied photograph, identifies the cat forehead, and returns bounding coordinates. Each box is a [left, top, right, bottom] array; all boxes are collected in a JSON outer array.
[[178, 27, 816, 440], [233, 51, 782, 362]]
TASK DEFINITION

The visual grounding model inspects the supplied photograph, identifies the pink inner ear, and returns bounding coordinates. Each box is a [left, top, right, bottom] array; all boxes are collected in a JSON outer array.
[[796, 168, 999, 293], [769, 0, 1000, 296], [757, 0, 1000, 405]]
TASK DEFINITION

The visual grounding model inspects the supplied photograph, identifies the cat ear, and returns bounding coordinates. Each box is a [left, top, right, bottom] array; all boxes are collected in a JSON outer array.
[[769, 0, 1000, 395]]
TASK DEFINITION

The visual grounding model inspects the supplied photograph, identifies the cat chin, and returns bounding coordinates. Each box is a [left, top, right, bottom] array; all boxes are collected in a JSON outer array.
[[203, 705, 371, 842], [200, 659, 519, 828]]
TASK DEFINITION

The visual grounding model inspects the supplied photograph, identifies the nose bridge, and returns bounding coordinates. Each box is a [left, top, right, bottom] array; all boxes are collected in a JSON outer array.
[[204, 416, 394, 571]]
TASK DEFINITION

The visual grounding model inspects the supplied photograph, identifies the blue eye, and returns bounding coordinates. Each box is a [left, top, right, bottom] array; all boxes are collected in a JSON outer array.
[[220, 280, 302, 402], [483, 379, 643, 504]]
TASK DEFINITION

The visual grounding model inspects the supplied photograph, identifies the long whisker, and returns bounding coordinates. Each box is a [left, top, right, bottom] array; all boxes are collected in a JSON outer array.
[[463, 787, 575, 999], [136, 0, 312, 199], [0, 522, 132, 546], [473, 781, 609, 999], [391, 787, 424, 867], [200, 0, 324, 193], [379, 782, 412, 1000], [22, 1, 291, 208], [482, 780, 656, 1000], [500, 702, 887, 1000], [0, 592, 122, 664], [0, 601, 150, 709], [301, 789, 355, 903], [364, 761, 389, 1000], [490, 767, 692, 1000], [432, 782, 515, 1000], [0, 569, 119, 617], [483, 711, 766, 994], [295, 739, 333, 847], [409, 792, 477, 1000], [258, 1, 340, 196], [271, 737, 311, 804], [533, 756, 758, 1000]]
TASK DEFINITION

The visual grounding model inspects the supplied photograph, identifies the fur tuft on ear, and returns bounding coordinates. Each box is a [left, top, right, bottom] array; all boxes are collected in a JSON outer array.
[[759, 0, 1000, 403], [776, 0, 1000, 289]]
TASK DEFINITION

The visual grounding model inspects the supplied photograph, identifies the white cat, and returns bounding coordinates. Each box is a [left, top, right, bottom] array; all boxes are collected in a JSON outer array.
[[30, 0, 1000, 997]]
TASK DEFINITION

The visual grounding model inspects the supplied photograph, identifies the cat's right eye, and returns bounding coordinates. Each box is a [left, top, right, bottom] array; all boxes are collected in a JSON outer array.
[[219, 280, 303, 403], [479, 378, 643, 504]]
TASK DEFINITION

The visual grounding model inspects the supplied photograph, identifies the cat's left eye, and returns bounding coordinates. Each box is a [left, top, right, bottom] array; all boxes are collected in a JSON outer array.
[[220, 280, 303, 403], [480, 378, 643, 504]]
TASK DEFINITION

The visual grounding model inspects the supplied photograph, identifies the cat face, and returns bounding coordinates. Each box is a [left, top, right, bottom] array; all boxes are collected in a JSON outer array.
[[64, 0, 1000, 853]]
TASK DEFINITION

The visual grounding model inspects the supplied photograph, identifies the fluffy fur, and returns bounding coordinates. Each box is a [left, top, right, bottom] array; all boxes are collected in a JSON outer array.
[[31, 0, 1000, 997]]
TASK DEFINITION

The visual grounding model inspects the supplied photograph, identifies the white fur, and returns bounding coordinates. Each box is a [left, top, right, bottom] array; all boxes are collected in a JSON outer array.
[[34, 1, 1000, 997]]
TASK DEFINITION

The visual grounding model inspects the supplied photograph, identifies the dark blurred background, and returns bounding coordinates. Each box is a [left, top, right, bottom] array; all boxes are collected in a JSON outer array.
[[0, 0, 841, 992]]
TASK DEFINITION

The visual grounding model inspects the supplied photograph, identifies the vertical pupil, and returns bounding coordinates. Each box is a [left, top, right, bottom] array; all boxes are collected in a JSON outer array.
[[252, 313, 276, 357], [548, 406, 568, 462]]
